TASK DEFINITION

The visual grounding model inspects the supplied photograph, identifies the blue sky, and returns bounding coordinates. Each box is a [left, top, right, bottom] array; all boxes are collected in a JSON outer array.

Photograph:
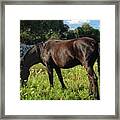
[[64, 20, 100, 30]]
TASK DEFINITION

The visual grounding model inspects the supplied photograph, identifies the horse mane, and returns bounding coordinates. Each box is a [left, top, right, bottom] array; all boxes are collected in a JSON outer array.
[[20, 44, 34, 62], [20, 41, 44, 63]]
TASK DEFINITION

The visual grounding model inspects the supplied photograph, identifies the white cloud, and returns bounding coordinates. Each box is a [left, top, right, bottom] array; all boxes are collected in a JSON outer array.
[[80, 20, 90, 23], [67, 20, 90, 24], [67, 20, 80, 24]]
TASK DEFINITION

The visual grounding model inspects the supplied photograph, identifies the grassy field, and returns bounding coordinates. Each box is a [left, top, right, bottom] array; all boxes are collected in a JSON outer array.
[[20, 63, 100, 100]]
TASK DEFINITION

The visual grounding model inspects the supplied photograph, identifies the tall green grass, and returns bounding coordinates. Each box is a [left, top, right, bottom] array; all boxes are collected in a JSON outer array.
[[20, 63, 99, 100]]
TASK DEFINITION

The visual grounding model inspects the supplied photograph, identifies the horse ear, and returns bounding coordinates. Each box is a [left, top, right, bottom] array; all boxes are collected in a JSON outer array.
[[41, 41, 44, 44], [41, 41, 45, 47]]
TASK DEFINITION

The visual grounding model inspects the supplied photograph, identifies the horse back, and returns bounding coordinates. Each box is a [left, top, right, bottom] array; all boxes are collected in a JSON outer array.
[[43, 37, 98, 68]]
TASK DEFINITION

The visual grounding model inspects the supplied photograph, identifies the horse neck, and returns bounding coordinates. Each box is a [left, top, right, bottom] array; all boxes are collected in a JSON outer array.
[[23, 46, 41, 68]]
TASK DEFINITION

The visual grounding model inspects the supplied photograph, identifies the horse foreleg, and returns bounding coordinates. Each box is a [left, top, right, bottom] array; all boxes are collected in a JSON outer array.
[[55, 67, 66, 89], [47, 66, 54, 87], [86, 66, 100, 100]]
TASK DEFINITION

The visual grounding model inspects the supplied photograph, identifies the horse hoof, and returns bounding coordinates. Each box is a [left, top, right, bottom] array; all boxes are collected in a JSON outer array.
[[96, 96, 100, 100], [21, 82, 27, 87], [62, 86, 67, 89], [50, 85, 54, 89]]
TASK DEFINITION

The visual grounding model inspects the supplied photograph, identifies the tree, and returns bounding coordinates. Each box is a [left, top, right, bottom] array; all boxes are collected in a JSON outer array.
[[20, 21, 100, 44], [20, 20, 69, 43], [76, 23, 100, 42], [66, 30, 76, 39]]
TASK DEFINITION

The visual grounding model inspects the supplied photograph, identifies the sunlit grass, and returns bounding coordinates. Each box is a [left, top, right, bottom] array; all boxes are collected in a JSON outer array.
[[20, 63, 99, 100]]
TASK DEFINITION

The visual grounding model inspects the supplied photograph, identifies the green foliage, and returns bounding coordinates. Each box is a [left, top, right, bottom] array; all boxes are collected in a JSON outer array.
[[20, 20, 100, 44], [46, 31, 60, 40], [20, 63, 100, 100], [20, 20, 69, 43], [75, 23, 100, 42], [65, 30, 76, 39]]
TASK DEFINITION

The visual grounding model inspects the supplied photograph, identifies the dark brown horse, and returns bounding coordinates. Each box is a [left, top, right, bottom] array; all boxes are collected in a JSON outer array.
[[20, 37, 100, 99]]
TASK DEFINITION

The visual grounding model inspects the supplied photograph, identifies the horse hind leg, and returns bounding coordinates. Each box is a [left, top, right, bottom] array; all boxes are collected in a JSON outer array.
[[85, 65, 100, 100]]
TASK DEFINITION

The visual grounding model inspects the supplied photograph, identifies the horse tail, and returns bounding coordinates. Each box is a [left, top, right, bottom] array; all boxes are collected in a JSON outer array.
[[97, 42, 100, 77]]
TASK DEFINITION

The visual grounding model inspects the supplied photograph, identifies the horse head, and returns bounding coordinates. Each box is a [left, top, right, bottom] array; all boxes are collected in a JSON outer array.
[[20, 59, 30, 86], [20, 41, 45, 86]]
